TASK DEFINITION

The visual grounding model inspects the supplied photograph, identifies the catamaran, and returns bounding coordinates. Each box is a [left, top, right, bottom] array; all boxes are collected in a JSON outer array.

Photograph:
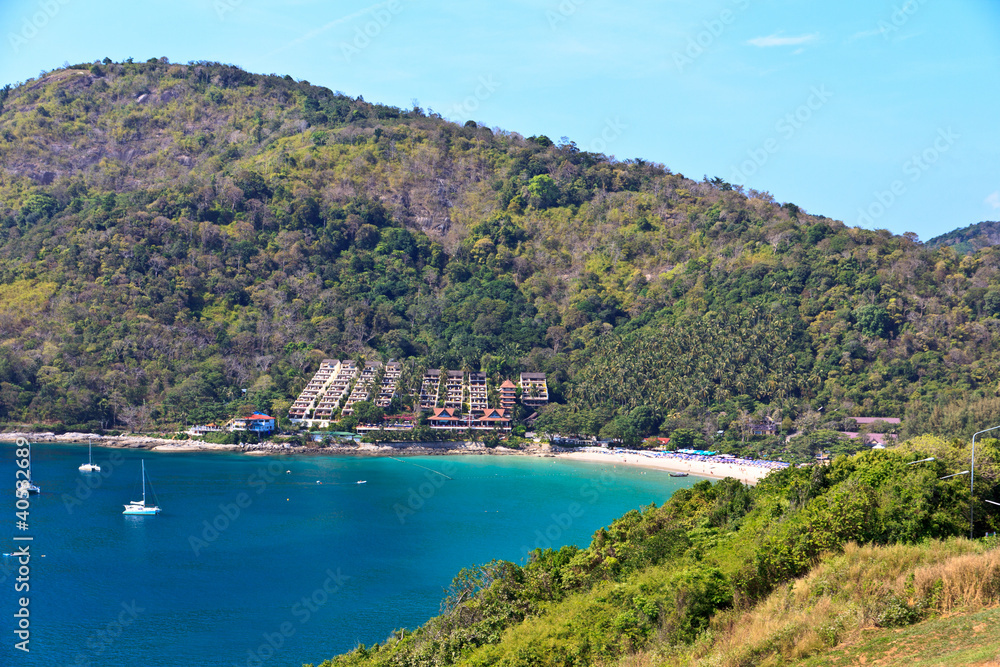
[[123, 460, 161, 515], [79, 440, 101, 473]]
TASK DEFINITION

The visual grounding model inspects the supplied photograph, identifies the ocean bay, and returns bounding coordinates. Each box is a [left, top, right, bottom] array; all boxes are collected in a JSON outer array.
[[1, 444, 699, 666]]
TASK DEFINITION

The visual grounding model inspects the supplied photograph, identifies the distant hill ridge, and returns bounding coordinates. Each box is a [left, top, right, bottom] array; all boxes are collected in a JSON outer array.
[[927, 220, 1000, 253]]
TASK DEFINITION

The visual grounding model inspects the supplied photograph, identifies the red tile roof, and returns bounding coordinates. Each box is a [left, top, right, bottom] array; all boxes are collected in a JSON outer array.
[[480, 408, 510, 422], [430, 407, 462, 422]]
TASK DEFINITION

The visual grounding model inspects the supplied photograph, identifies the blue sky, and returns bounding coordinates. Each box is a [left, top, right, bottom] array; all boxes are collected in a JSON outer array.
[[1, 0, 998, 241]]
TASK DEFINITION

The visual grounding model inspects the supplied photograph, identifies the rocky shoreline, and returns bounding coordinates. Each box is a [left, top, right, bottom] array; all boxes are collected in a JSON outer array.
[[0, 431, 555, 458], [2, 432, 776, 484]]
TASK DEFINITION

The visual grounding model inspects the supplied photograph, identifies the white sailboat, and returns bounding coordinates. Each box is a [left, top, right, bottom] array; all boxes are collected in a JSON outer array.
[[123, 460, 160, 515], [79, 440, 101, 473], [23, 444, 40, 496]]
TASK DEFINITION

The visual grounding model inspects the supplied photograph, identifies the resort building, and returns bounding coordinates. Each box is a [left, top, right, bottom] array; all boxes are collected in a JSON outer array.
[[288, 401, 310, 421], [444, 370, 465, 409], [375, 361, 402, 408], [498, 380, 517, 410], [329, 360, 359, 406], [289, 363, 534, 434], [419, 369, 441, 411], [311, 391, 339, 422], [841, 418, 902, 447], [468, 372, 489, 414], [426, 406, 512, 431], [477, 407, 512, 430], [356, 414, 418, 433], [343, 360, 382, 415], [186, 423, 223, 437], [288, 359, 340, 422], [749, 420, 779, 436], [228, 413, 277, 433], [519, 372, 549, 407], [289, 359, 359, 428], [429, 406, 465, 429]]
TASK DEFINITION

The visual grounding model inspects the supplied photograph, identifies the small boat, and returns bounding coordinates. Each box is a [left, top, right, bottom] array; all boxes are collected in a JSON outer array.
[[356, 480, 367, 484], [18, 444, 40, 496], [79, 440, 101, 473], [123, 460, 161, 515], [669, 472, 689, 477]]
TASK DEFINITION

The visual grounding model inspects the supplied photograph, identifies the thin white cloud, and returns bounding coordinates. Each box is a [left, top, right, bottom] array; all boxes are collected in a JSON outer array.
[[848, 28, 883, 42], [264, 1, 396, 59], [986, 191, 1000, 210], [748, 33, 819, 48]]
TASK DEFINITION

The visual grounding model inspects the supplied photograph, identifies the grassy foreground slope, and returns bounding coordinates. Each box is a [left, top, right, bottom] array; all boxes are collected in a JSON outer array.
[[306, 447, 1000, 667], [796, 607, 1000, 667], [659, 540, 1000, 667]]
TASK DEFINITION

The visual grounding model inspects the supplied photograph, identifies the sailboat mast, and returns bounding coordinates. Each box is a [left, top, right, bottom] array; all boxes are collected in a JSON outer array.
[[141, 460, 146, 504]]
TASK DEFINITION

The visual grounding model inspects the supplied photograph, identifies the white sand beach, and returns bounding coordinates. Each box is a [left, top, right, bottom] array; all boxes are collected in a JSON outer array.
[[554, 450, 782, 485], [1, 433, 787, 483]]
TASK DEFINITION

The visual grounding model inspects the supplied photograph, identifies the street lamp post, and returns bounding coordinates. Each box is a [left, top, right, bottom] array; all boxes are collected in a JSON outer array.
[[987, 500, 1000, 537], [971, 425, 1000, 539], [907, 457, 936, 465]]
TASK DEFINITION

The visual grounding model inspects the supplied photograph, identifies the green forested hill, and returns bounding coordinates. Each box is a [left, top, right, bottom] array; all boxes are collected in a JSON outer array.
[[926, 219, 1000, 253], [2, 59, 1000, 441]]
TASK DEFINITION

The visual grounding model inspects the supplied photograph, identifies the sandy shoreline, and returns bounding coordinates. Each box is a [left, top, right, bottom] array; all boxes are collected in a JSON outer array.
[[554, 451, 776, 485], [2, 432, 780, 484]]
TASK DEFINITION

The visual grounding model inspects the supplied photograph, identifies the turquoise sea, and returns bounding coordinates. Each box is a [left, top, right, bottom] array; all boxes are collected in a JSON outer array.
[[1, 443, 700, 666]]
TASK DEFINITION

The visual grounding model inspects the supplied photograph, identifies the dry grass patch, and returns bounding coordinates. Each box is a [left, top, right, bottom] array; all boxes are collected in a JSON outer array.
[[665, 539, 1000, 667], [912, 550, 1000, 611]]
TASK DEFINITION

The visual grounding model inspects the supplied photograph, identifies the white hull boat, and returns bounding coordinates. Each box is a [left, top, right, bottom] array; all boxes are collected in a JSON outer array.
[[123, 460, 161, 515]]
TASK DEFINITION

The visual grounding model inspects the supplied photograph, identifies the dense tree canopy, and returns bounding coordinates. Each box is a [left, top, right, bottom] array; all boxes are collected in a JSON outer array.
[[0, 61, 999, 440]]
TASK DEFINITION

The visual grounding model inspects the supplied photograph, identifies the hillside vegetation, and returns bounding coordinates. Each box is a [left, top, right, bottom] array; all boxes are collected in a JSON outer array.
[[927, 220, 1000, 254], [5, 59, 1000, 667], [307, 447, 1000, 667], [2, 60, 1000, 449]]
